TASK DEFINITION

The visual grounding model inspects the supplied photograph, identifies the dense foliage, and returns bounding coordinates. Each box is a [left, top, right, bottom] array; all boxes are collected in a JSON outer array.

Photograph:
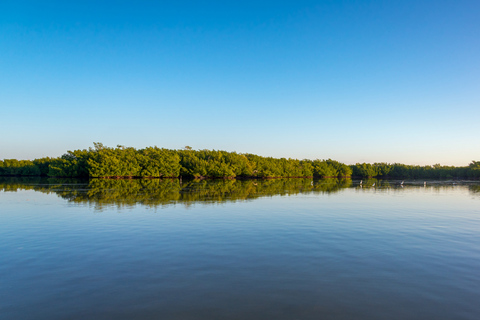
[[1, 144, 479, 179], [351, 162, 480, 179]]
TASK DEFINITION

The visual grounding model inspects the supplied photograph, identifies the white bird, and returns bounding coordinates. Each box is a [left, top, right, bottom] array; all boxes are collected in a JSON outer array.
[[360, 180, 363, 185], [400, 180, 404, 185], [372, 183, 375, 187], [424, 181, 426, 187], [311, 181, 313, 186]]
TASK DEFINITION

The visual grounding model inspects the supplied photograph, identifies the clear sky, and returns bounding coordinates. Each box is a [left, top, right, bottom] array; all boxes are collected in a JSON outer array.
[[1, 0, 479, 165]]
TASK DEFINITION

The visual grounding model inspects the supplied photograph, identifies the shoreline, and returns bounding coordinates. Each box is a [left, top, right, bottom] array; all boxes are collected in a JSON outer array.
[[1, 174, 477, 181]]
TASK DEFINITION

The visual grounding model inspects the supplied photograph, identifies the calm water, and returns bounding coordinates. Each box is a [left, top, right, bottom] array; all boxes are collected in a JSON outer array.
[[1, 178, 480, 319]]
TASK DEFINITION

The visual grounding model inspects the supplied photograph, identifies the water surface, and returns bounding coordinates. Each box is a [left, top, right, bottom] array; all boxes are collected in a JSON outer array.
[[1, 178, 479, 319]]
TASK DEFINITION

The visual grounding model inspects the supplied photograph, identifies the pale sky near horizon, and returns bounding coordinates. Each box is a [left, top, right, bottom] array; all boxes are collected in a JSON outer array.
[[1, 1, 479, 166]]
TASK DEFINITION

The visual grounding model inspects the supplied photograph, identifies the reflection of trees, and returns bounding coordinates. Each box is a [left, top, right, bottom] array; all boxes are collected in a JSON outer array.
[[78, 178, 352, 208], [79, 179, 182, 208], [0, 177, 351, 209], [2, 177, 479, 209], [0, 177, 88, 193], [312, 178, 352, 192], [469, 185, 480, 194]]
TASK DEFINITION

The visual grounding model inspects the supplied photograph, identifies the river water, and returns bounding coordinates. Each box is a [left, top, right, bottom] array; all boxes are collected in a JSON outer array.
[[1, 178, 479, 319]]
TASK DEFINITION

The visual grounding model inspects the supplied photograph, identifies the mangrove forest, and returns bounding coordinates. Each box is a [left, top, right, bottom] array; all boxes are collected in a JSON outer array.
[[1, 143, 479, 179]]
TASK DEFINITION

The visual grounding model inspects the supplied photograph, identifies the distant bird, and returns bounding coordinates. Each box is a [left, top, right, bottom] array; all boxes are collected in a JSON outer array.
[[360, 180, 363, 185], [372, 183, 375, 187], [424, 181, 426, 187], [400, 181, 404, 186], [311, 181, 314, 186]]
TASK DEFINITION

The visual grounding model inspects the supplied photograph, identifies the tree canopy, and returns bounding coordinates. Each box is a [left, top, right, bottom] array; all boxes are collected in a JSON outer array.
[[1, 144, 478, 179]]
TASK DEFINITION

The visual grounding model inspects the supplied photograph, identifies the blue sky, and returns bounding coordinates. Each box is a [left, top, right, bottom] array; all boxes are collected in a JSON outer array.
[[1, 1, 479, 165]]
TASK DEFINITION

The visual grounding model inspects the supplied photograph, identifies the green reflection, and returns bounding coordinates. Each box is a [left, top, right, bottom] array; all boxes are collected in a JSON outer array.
[[1, 177, 479, 209], [0, 177, 349, 208]]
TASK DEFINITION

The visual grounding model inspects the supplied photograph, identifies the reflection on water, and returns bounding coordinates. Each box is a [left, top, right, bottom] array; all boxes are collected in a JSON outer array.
[[1, 177, 480, 320], [1, 177, 479, 209]]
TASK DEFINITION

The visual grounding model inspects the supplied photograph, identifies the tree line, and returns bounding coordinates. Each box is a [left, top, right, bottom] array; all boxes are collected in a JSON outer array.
[[1, 143, 479, 179], [350, 161, 480, 179]]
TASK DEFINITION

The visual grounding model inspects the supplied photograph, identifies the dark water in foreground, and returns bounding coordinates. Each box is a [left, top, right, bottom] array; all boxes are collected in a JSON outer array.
[[1, 178, 480, 319]]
